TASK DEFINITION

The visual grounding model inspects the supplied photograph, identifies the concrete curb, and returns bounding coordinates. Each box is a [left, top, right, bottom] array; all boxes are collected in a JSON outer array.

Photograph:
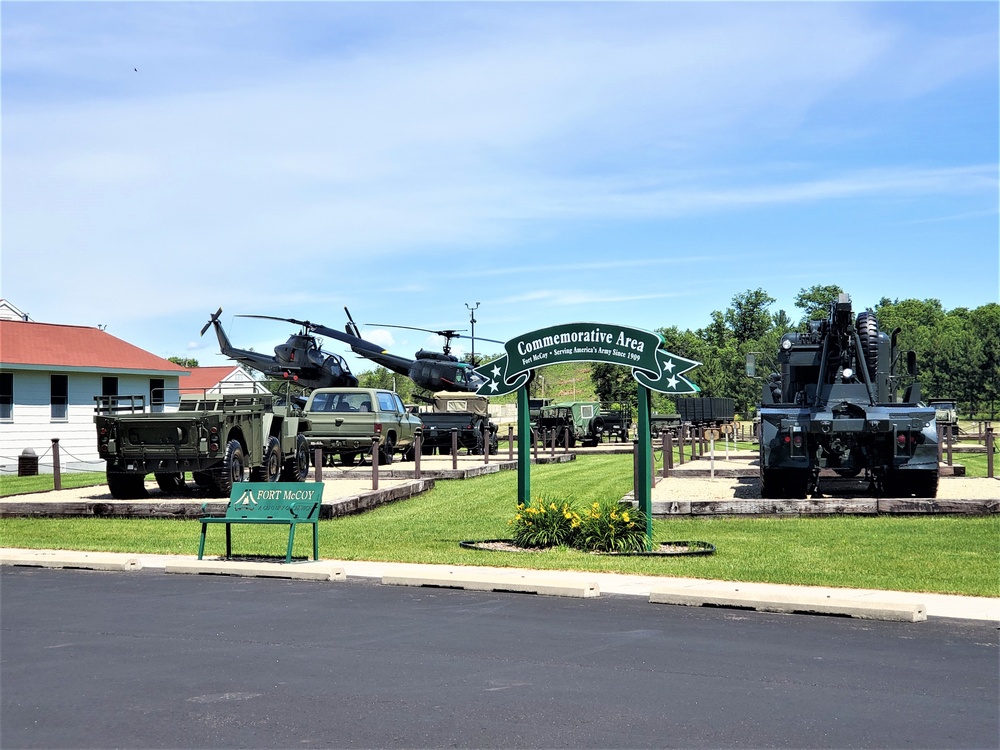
[[164, 560, 346, 581], [383, 570, 600, 598], [1, 550, 142, 572], [649, 587, 927, 622]]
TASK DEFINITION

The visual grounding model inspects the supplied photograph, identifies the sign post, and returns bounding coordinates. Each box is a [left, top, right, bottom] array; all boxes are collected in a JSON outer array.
[[474, 322, 701, 549]]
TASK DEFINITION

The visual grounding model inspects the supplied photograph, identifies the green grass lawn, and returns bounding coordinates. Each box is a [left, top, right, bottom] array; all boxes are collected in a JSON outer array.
[[1, 455, 997, 597]]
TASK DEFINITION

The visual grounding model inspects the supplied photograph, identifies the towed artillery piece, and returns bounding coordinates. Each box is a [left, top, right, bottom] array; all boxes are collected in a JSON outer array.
[[752, 293, 938, 498]]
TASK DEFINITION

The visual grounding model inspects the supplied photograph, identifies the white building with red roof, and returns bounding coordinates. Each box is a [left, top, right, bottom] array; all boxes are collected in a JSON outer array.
[[179, 365, 269, 395], [0, 303, 188, 472]]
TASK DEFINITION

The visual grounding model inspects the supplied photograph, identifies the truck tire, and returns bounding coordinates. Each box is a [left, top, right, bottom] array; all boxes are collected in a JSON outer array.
[[107, 471, 148, 500], [378, 436, 395, 466], [250, 436, 282, 482], [155, 472, 186, 494], [211, 440, 246, 497], [281, 434, 310, 482], [856, 311, 879, 380], [590, 416, 605, 436]]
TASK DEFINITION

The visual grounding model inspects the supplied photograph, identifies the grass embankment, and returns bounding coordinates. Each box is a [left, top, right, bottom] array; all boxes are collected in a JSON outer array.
[[1, 455, 997, 597]]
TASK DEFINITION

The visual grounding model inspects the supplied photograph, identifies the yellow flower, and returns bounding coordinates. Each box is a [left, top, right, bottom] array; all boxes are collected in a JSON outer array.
[[549, 502, 557, 511], [621, 512, 630, 522], [592, 502, 600, 509]]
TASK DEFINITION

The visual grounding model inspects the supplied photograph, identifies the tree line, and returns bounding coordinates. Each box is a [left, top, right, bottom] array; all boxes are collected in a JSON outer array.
[[590, 285, 999, 420]]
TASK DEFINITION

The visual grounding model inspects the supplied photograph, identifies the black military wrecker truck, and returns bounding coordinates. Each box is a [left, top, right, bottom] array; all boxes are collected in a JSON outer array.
[[754, 293, 938, 499], [95, 391, 311, 499]]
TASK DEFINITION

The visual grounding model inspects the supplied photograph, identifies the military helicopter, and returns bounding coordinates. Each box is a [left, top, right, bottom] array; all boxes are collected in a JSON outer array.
[[201, 308, 358, 390], [320, 308, 504, 393]]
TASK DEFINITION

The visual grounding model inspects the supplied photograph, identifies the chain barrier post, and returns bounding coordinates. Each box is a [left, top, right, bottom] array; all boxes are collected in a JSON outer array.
[[414, 433, 422, 479], [52, 438, 62, 491]]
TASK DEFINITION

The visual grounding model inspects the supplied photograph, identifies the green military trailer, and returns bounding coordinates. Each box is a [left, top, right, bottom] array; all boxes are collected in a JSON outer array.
[[95, 391, 311, 499]]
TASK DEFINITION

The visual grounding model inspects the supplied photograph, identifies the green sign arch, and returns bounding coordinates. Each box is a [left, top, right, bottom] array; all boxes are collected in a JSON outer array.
[[472, 322, 701, 548], [472, 322, 700, 397]]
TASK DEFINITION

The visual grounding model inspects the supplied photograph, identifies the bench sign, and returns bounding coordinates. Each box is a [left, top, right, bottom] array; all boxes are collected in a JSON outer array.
[[231, 483, 323, 508]]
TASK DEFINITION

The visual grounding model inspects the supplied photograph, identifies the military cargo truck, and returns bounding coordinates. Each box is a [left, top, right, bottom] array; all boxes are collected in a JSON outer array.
[[753, 293, 938, 498], [927, 398, 958, 427], [415, 392, 498, 455], [534, 401, 629, 447], [95, 391, 310, 499]]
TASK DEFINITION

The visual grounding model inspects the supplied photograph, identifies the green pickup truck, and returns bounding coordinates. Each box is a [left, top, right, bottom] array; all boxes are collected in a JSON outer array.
[[301, 387, 422, 466]]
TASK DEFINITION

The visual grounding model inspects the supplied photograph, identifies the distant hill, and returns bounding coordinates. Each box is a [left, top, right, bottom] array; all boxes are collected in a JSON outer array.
[[486, 361, 598, 404], [533, 362, 597, 402]]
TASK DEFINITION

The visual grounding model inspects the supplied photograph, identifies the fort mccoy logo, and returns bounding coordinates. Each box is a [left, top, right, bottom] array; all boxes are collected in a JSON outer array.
[[473, 322, 701, 397], [235, 488, 258, 507]]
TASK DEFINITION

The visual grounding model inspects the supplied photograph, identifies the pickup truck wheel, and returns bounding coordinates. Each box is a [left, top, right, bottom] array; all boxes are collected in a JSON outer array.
[[250, 436, 282, 482], [281, 434, 310, 481], [155, 472, 186, 494], [107, 471, 148, 500], [378, 437, 395, 466], [212, 440, 246, 497]]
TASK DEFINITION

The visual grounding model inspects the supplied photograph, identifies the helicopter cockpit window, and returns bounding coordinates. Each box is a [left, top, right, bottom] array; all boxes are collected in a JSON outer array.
[[455, 368, 468, 386]]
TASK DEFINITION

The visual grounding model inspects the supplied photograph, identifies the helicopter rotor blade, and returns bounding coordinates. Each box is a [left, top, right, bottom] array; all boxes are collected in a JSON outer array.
[[367, 323, 467, 339], [237, 314, 315, 329], [200, 307, 223, 337], [367, 323, 503, 346]]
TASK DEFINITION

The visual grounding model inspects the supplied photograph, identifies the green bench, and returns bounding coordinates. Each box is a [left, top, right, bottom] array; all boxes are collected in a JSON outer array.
[[198, 483, 324, 563]]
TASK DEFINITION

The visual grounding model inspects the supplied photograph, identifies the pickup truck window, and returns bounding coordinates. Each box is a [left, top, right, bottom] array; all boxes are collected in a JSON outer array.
[[393, 394, 406, 413], [312, 392, 376, 412], [377, 392, 397, 412]]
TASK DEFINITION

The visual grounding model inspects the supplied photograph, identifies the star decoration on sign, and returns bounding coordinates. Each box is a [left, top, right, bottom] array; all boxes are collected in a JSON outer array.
[[491, 364, 502, 379], [663, 358, 675, 373]]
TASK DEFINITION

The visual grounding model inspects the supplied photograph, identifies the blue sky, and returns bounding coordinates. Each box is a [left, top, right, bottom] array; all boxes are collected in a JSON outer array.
[[3, 2, 997, 372]]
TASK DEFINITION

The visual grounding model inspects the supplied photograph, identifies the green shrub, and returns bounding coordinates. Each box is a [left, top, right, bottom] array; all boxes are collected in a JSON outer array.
[[509, 497, 581, 548], [572, 499, 648, 553]]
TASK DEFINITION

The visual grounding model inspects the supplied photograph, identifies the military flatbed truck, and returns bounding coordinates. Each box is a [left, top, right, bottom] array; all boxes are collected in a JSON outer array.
[[95, 391, 311, 499]]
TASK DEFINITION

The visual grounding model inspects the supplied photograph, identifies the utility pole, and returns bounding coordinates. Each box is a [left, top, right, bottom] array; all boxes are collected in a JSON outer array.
[[465, 302, 480, 366]]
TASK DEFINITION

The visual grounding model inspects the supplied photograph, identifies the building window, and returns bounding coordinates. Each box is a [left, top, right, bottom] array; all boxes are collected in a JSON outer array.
[[150, 378, 165, 412], [51, 374, 68, 420], [102, 377, 119, 397], [0, 373, 12, 420]]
